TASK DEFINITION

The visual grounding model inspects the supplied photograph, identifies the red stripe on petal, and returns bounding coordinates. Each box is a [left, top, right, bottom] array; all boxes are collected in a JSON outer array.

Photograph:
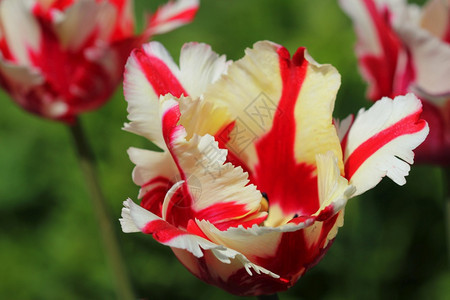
[[142, 219, 186, 243], [216, 121, 254, 181], [345, 111, 427, 180], [196, 201, 262, 230], [255, 213, 340, 291], [254, 47, 319, 217], [186, 219, 210, 240], [133, 48, 187, 97], [150, 8, 198, 26], [359, 0, 406, 100]]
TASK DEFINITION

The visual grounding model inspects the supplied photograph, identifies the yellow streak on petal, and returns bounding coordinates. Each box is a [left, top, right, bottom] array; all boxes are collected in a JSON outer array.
[[293, 56, 344, 172], [179, 97, 233, 141]]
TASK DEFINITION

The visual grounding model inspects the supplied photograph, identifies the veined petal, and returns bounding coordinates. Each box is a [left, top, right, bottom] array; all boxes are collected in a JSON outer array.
[[205, 41, 343, 223], [0, 0, 41, 65], [344, 93, 429, 196], [147, 0, 199, 36]]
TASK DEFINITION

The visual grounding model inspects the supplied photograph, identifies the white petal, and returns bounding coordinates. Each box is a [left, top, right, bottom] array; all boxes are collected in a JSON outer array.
[[344, 93, 429, 195], [179, 42, 230, 98]]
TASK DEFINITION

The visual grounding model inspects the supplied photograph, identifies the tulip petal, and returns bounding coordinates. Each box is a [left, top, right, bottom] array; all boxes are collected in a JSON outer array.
[[123, 41, 183, 147], [147, 0, 199, 35], [120, 199, 278, 281], [0, 0, 41, 65], [123, 41, 230, 146], [158, 96, 266, 230], [339, 0, 407, 100], [344, 93, 429, 195], [395, 14, 450, 102], [53, 0, 108, 50], [205, 41, 343, 223], [420, 0, 450, 42], [127, 147, 178, 216], [179, 42, 230, 98], [197, 209, 344, 295]]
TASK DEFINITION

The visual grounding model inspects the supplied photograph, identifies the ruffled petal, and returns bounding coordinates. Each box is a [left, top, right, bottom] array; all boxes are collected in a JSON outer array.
[[159, 96, 266, 230], [343, 93, 429, 195], [179, 42, 230, 98], [120, 198, 278, 296]]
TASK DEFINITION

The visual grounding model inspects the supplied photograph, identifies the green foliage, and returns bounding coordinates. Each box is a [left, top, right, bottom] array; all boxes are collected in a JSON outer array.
[[0, 0, 446, 299]]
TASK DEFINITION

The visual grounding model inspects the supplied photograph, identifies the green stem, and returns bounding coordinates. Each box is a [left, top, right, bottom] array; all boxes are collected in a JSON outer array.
[[69, 118, 134, 300], [444, 168, 450, 266], [257, 294, 279, 300]]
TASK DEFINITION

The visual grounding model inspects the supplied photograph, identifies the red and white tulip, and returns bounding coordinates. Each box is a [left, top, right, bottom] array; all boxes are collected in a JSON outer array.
[[120, 41, 428, 296], [0, 0, 199, 123], [339, 0, 450, 165]]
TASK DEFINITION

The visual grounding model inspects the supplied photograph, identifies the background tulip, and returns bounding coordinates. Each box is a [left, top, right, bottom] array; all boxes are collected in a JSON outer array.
[[120, 41, 428, 296], [0, 0, 199, 123], [0, 0, 199, 299], [339, 0, 450, 165]]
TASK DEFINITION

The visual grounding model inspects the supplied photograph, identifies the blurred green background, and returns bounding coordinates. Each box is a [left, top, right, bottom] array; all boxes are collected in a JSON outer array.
[[0, 0, 448, 299]]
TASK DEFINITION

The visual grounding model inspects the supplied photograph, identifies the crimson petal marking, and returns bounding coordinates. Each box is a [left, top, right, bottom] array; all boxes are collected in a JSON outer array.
[[253, 47, 315, 222], [123, 42, 185, 146], [147, 0, 199, 35], [133, 42, 187, 98], [344, 93, 429, 195]]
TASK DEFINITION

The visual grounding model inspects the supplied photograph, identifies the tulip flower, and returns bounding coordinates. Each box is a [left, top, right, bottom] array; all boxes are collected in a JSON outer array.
[[119, 41, 428, 296], [0, 1, 199, 299], [0, 0, 199, 123], [339, 0, 450, 165]]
